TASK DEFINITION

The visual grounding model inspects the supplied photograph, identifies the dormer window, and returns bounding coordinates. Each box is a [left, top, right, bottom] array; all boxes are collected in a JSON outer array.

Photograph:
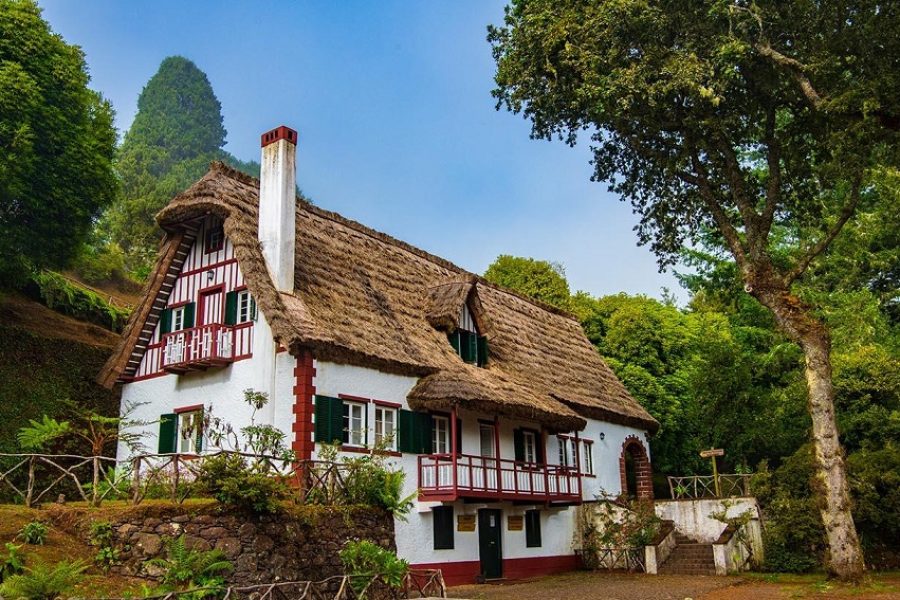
[[205, 222, 225, 254], [448, 304, 488, 367]]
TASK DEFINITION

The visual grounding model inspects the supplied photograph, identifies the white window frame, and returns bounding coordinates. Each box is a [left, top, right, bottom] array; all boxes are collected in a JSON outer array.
[[432, 415, 450, 454], [178, 410, 202, 454], [374, 405, 397, 450], [236, 290, 253, 323], [172, 306, 186, 332], [558, 436, 577, 469], [479, 423, 496, 458], [343, 401, 367, 447], [523, 430, 537, 464], [581, 440, 594, 475]]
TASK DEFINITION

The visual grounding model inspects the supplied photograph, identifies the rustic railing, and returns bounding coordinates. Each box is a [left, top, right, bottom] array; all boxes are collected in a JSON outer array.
[[130, 451, 354, 506], [161, 323, 235, 370], [95, 571, 445, 600], [418, 452, 582, 503], [586, 547, 646, 572], [667, 474, 752, 499], [0, 453, 119, 508]]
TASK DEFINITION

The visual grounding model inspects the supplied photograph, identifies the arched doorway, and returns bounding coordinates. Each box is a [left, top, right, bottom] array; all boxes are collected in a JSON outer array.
[[619, 435, 653, 500]]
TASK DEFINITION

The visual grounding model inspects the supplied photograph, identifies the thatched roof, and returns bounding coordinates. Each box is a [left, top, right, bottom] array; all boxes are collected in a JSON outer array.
[[99, 162, 658, 433]]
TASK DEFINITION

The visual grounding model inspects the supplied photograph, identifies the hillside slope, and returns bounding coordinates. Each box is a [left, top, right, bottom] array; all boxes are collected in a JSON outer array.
[[0, 293, 119, 453]]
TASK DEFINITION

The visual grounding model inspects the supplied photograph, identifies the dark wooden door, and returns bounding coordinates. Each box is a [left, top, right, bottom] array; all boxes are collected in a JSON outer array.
[[478, 509, 502, 579]]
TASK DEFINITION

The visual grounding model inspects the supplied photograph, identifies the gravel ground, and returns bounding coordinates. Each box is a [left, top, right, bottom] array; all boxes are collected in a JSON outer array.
[[446, 571, 900, 600], [447, 572, 742, 600]]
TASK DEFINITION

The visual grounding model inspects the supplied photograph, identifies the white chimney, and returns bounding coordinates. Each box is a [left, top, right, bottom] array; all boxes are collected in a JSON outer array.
[[258, 125, 297, 292]]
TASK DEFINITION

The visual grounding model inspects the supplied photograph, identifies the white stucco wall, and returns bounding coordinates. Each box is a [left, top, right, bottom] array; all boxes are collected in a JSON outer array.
[[654, 498, 761, 543], [118, 311, 295, 460], [310, 361, 649, 568]]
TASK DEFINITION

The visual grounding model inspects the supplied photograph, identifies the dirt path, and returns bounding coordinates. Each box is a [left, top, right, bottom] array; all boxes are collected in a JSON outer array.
[[447, 572, 900, 600]]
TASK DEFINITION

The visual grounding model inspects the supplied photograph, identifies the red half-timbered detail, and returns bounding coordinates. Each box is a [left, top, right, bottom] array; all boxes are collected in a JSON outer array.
[[129, 216, 256, 381], [292, 351, 316, 460], [418, 453, 582, 505]]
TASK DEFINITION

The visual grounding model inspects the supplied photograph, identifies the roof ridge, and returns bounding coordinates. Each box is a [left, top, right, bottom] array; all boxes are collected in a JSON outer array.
[[209, 161, 580, 322]]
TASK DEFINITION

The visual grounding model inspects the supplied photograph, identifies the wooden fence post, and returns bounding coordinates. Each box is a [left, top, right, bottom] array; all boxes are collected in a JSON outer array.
[[25, 455, 36, 508], [131, 456, 142, 505]]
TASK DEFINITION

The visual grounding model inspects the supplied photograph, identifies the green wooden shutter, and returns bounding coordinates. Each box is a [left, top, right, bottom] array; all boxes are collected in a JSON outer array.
[[159, 309, 172, 336], [195, 408, 204, 452], [250, 296, 257, 321], [513, 429, 525, 462], [158, 414, 177, 453], [458, 331, 476, 363], [416, 412, 434, 454], [525, 510, 542, 547], [477, 336, 489, 367], [183, 302, 196, 328], [398, 409, 416, 453], [314, 396, 344, 444], [447, 331, 460, 355], [433, 506, 454, 549], [224, 291, 238, 325]]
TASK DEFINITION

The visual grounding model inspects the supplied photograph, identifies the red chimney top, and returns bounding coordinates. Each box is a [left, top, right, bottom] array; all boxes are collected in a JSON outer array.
[[260, 125, 298, 148]]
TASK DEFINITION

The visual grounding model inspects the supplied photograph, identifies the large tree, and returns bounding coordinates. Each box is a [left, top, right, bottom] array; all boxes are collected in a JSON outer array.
[[107, 56, 259, 275], [0, 0, 117, 284], [490, 0, 899, 579], [484, 254, 572, 310]]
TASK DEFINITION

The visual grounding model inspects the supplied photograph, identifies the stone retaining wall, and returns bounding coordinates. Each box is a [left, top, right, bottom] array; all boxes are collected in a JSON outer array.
[[46, 503, 395, 585]]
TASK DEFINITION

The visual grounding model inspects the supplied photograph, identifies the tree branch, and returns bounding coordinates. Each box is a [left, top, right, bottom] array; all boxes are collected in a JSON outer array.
[[760, 104, 782, 239], [679, 154, 749, 270], [783, 176, 863, 286], [755, 41, 824, 109]]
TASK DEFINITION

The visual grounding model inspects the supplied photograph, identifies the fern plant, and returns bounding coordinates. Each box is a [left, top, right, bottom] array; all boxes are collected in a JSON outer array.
[[16, 416, 71, 451], [145, 535, 232, 589], [0, 543, 25, 581], [0, 559, 86, 600], [18, 522, 49, 546]]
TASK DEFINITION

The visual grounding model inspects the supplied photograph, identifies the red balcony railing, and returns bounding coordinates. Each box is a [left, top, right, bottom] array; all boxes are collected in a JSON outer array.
[[418, 453, 582, 504], [161, 323, 235, 373]]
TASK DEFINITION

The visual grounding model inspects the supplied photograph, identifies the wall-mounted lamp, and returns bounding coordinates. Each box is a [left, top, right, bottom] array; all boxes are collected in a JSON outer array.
[[206, 270, 215, 283], [599, 432, 605, 441]]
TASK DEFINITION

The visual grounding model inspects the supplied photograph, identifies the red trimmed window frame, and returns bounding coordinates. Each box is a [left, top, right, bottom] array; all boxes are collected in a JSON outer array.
[[204, 223, 225, 254]]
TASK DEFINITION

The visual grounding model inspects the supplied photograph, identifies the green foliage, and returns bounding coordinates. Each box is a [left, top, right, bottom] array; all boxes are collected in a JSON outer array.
[[587, 498, 661, 549], [0, 543, 25, 581], [89, 521, 120, 571], [145, 535, 231, 590], [195, 452, 288, 514], [105, 56, 268, 276], [0, 323, 119, 461], [339, 540, 409, 595], [18, 521, 47, 545], [0, 559, 86, 600], [82, 466, 132, 501], [317, 441, 415, 519], [0, 0, 118, 285], [27, 270, 131, 332], [16, 415, 70, 451], [484, 255, 572, 311]]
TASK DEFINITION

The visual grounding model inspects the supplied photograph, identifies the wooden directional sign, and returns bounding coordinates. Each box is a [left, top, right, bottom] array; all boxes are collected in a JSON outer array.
[[700, 448, 724, 458]]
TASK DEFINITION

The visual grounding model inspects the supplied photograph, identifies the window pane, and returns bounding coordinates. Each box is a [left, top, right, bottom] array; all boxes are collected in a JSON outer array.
[[480, 424, 495, 458], [433, 506, 454, 550], [523, 432, 536, 463]]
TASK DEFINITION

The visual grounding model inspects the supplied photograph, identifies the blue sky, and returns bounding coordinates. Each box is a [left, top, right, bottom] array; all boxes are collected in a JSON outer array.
[[40, 0, 684, 301]]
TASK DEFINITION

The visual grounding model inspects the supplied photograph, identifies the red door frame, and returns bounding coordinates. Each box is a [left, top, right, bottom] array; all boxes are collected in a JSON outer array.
[[197, 284, 225, 326]]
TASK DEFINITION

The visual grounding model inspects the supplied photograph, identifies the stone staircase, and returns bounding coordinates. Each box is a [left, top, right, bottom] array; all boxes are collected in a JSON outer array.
[[657, 533, 717, 575]]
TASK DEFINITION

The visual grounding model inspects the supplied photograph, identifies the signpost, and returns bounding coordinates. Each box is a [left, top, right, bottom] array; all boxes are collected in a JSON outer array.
[[699, 448, 725, 497]]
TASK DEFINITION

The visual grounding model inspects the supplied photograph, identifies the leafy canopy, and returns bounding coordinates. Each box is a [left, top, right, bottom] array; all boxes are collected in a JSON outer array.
[[484, 254, 572, 310], [0, 0, 117, 284]]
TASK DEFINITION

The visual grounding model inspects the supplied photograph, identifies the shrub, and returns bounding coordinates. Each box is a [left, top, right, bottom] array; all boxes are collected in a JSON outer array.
[[27, 270, 131, 332], [0, 543, 25, 581], [89, 521, 120, 571], [0, 559, 86, 600], [195, 453, 288, 514], [18, 522, 48, 546], [146, 535, 232, 589], [340, 540, 409, 595]]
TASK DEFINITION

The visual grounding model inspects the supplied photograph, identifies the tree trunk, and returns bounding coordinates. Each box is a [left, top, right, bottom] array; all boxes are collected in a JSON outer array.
[[754, 284, 865, 580]]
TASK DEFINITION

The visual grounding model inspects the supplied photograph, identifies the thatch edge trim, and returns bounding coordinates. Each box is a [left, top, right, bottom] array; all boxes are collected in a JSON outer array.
[[97, 231, 186, 388]]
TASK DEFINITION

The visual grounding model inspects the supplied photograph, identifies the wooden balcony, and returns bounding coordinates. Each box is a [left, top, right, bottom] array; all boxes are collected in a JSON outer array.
[[161, 323, 236, 373], [418, 453, 582, 505]]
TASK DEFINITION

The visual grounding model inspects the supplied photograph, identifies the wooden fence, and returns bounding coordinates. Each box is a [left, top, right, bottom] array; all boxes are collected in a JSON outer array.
[[0, 453, 119, 507], [96, 571, 446, 600], [0, 451, 360, 508], [667, 474, 752, 499]]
